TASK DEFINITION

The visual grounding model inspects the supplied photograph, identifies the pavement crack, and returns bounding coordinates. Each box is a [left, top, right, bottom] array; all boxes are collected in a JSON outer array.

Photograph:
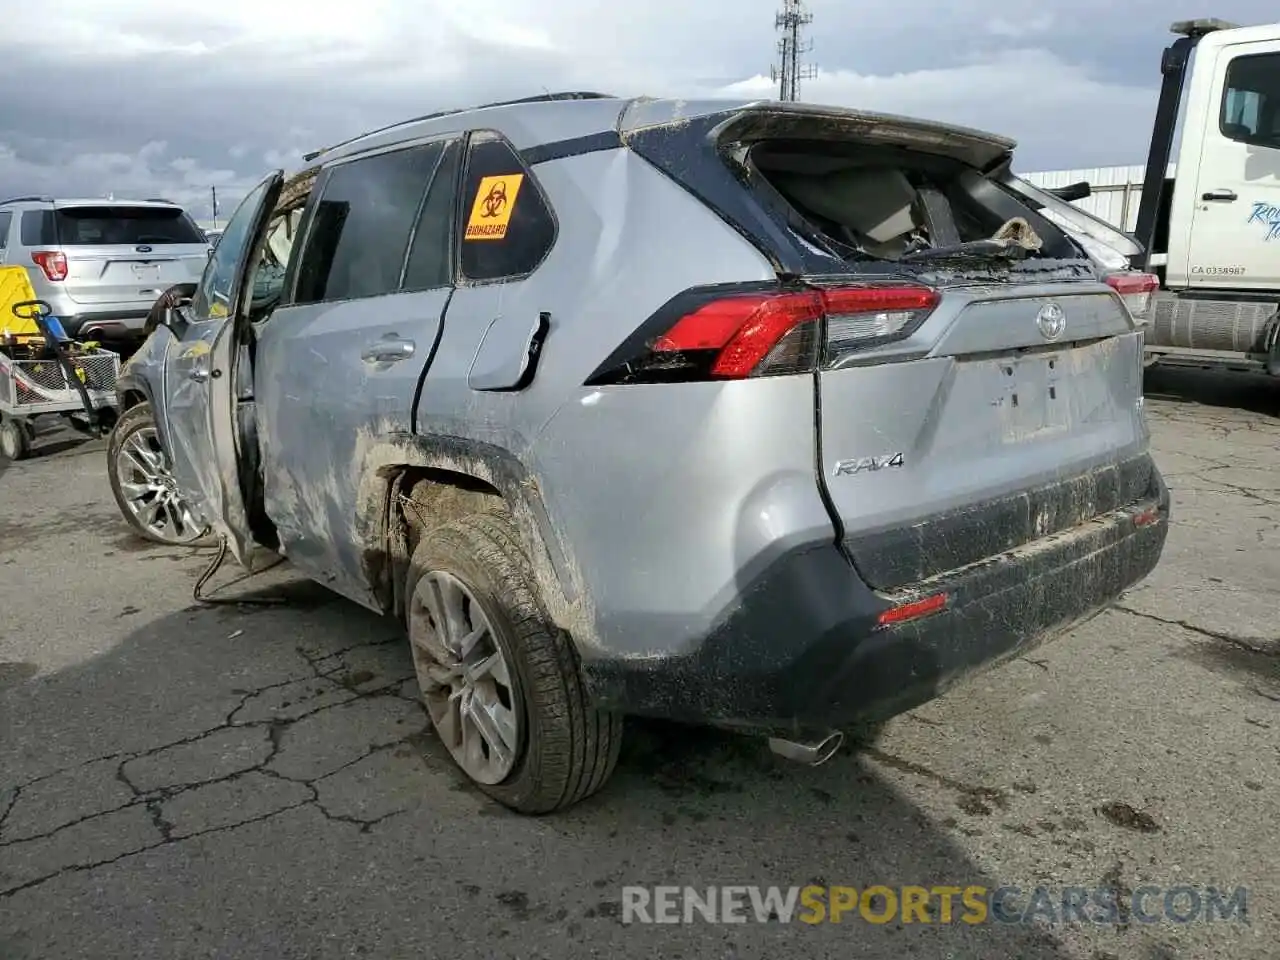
[[146, 799, 176, 843], [115, 759, 142, 798], [224, 673, 320, 726], [0, 786, 20, 835], [3, 751, 131, 804], [0, 799, 313, 900], [0, 798, 148, 848], [1114, 606, 1279, 656], [311, 801, 405, 834]]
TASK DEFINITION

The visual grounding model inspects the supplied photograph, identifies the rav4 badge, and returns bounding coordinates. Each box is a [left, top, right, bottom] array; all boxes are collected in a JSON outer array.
[[832, 453, 905, 477]]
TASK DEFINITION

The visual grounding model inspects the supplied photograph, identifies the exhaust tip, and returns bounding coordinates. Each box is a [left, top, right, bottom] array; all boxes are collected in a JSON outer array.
[[767, 730, 845, 766]]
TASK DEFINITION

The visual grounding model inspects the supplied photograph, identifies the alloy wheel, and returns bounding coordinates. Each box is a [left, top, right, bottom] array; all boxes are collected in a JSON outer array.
[[409, 571, 522, 785], [114, 425, 206, 544]]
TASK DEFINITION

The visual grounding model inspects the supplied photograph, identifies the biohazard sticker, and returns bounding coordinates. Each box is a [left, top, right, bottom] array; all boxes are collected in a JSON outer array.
[[465, 174, 524, 241]]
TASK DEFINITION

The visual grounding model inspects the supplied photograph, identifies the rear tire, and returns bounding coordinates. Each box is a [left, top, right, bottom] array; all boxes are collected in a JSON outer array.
[[405, 510, 622, 813]]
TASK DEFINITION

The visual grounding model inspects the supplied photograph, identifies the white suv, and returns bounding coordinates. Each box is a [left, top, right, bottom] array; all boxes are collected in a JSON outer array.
[[0, 197, 210, 341]]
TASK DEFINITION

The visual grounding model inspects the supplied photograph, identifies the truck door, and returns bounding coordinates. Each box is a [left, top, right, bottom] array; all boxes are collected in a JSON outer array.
[[1184, 39, 1280, 292]]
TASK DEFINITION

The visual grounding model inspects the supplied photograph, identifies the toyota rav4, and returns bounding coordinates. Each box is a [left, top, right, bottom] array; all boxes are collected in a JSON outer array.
[[108, 93, 1170, 813]]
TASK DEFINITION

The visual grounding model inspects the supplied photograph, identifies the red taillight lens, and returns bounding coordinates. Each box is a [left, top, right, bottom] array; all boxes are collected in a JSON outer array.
[[593, 283, 939, 384], [654, 291, 824, 378], [1105, 272, 1158, 321], [31, 250, 68, 282]]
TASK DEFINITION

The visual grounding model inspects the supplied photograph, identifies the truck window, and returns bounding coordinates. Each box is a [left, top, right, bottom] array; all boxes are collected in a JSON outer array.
[[1220, 52, 1280, 147]]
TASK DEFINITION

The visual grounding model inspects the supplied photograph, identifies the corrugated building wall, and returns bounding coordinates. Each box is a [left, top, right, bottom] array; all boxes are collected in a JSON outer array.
[[1018, 164, 1177, 233]]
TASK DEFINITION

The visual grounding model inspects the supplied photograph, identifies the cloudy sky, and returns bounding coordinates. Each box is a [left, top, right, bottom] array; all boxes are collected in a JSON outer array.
[[0, 0, 1275, 220]]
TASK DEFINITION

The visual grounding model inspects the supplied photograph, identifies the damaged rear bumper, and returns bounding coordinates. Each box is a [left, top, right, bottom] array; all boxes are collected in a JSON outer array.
[[580, 461, 1170, 732]]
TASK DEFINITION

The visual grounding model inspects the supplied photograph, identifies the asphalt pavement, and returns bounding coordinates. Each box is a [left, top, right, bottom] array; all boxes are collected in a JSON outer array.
[[0, 366, 1277, 959]]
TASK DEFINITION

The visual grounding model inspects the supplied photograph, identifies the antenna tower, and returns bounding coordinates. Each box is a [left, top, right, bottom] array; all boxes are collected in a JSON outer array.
[[771, 0, 817, 102]]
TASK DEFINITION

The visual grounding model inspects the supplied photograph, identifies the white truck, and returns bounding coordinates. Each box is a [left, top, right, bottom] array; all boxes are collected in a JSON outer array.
[[1062, 18, 1280, 375]]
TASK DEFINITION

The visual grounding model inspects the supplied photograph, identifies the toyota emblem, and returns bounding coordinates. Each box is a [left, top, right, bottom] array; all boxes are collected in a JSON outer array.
[[1036, 302, 1066, 341]]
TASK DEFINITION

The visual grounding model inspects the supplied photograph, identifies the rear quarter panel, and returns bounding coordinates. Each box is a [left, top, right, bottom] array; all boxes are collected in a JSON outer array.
[[419, 147, 834, 658]]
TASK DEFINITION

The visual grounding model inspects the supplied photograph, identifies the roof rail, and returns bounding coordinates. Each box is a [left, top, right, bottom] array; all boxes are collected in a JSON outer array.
[[302, 91, 619, 162], [0, 195, 52, 205], [145, 197, 176, 203]]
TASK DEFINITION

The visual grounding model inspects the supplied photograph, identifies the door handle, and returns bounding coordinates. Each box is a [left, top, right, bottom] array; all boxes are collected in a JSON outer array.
[[188, 358, 210, 382], [1201, 189, 1237, 202], [362, 337, 416, 363]]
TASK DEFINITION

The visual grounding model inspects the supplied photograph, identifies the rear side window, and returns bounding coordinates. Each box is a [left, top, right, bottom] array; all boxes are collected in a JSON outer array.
[[0, 211, 11, 249], [294, 143, 444, 304], [20, 210, 55, 246], [52, 206, 205, 245], [459, 134, 556, 282]]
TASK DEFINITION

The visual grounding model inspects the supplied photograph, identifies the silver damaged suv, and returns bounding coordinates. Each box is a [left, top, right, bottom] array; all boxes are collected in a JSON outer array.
[[108, 93, 1170, 813]]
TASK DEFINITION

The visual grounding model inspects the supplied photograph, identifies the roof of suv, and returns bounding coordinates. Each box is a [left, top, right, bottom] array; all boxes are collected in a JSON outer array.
[[309, 91, 1017, 170], [0, 197, 187, 210]]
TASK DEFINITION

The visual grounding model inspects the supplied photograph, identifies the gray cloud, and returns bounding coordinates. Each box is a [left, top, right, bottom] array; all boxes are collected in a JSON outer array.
[[0, 0, 1275, 219]]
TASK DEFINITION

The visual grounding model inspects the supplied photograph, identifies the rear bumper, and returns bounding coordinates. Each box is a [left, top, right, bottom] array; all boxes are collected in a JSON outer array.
[[29, 292, 149, 339], [581, 461, 1170, 731], [60, 310, 148, 340]]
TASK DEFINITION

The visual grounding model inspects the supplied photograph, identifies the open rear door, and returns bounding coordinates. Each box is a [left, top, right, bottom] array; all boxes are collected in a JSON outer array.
[[163, 171, 284, 567]]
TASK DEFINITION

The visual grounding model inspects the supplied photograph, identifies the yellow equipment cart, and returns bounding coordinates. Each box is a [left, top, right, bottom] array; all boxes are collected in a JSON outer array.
[[0, 266, 120, 460]]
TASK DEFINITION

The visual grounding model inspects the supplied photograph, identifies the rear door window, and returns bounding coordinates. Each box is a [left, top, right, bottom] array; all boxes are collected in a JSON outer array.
[[52, 206, 205, 245], [458, 133, 556, 282], [402, 140, 463, 292], [294, 142, 444, 304], [0, 211, 11, 249]]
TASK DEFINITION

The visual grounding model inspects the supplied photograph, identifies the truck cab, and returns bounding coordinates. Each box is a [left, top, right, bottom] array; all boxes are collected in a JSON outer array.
[[1134, 18, 1280, 375]]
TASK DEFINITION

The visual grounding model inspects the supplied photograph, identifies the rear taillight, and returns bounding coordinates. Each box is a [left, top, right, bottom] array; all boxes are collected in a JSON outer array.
[[1106, 272, 1158, 322], [31, 250, 68, 282], [587, 283, 939, 384]]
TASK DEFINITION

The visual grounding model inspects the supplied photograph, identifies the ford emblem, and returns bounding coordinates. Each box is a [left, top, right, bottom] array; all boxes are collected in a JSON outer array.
[[136, 244, 153, 253], [1036, 302, 1066, 341]]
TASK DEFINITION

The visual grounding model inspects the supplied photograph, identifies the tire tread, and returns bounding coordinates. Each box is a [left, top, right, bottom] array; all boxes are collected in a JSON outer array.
[[408, 509, 621, 813]]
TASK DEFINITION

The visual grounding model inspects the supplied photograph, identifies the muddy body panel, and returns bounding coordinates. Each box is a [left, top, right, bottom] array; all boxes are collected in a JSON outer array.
[[582, 457, 1169, 730]]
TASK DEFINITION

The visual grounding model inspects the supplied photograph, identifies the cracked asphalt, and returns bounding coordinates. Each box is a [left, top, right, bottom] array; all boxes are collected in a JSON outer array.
[[1, 365, 1277, 960]]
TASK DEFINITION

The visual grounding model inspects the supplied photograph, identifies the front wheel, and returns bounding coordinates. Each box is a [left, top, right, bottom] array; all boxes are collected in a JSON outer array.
[[106, 402, 214, 547], [406, 510, 622, 813]]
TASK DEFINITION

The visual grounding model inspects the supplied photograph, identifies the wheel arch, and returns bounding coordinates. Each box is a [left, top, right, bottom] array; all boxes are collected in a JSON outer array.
[[352, 432, 596, 647]]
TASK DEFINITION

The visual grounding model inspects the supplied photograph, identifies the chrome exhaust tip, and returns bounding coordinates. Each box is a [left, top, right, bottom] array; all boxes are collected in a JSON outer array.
[[767, 730, 844, 766]]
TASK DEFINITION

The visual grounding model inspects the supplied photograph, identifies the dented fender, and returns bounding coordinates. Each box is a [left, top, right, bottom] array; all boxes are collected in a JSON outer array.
[[349, 431, 596, 645]]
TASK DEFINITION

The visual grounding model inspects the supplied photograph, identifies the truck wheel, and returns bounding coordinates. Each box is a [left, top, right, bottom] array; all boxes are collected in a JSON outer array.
[[0, 417, 31, 461], [405, 511, 622, 813], [107, 402, 215, 547]]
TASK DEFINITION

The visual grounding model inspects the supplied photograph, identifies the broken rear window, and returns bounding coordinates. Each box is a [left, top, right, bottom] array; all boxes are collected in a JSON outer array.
[[742, 139, 1076, 264], [626, 107, 1089, 274]]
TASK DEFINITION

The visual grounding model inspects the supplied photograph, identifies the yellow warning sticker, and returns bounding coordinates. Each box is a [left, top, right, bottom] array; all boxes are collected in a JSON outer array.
[[465, 174, 524, 241]]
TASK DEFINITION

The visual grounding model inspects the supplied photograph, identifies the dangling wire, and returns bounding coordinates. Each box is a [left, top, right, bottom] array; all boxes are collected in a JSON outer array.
[[192, 534, 288, 606]]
